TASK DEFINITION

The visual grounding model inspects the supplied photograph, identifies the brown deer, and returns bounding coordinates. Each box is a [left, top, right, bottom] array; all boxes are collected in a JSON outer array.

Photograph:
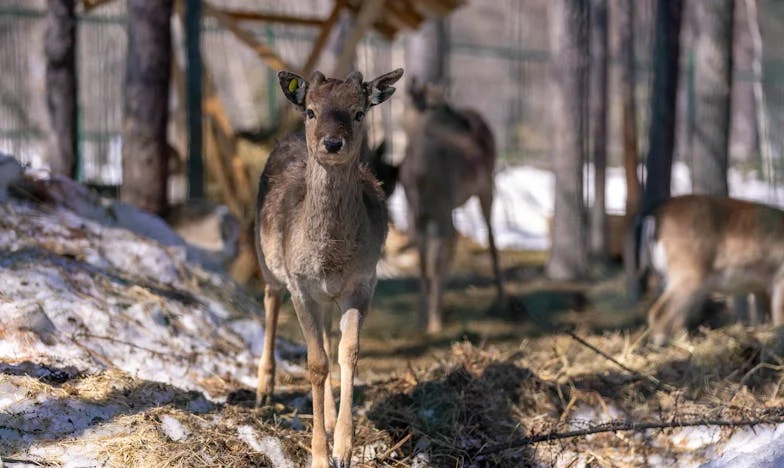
[[627, 194, 784, 346], [399, 77, 506, 334], [254, 68, 403, 468]]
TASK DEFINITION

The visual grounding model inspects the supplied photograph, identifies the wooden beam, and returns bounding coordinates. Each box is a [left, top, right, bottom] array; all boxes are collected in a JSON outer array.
[[333, 0, 386, 77], [302, 1, 343, 76], [203, 1, 296, 73], [81, 0, 115, 12], [220, 9, 324, 27]]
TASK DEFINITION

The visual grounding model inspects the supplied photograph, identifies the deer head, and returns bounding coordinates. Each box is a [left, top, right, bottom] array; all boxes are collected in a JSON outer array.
[[278, 69, 404, 166], [406, 76, 447, 111]]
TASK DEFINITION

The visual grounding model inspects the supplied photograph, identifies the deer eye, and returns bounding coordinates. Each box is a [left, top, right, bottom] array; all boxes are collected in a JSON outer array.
[[354, 111, 365, 122], [306, 109, 315, 119]]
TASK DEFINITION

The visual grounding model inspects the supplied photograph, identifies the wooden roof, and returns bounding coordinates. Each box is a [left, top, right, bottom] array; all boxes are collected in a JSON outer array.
[[344, 0, 467, 40]]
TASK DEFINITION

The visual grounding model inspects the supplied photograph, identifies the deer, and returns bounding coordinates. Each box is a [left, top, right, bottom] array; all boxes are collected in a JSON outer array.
[[361, 137, 398, 200], [254, 68, 403, 468], [398, 77, 506, 334], [626, 194, 784, 346]]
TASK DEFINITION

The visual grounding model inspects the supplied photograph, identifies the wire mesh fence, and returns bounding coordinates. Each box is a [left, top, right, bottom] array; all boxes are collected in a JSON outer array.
[[1, 0, 784, 192]]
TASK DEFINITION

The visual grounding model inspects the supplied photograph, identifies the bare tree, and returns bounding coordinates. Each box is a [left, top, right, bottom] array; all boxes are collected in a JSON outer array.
[[590, 0, 610, 262], [642, 0, 684, 214], [45, 0, 77, 179], [547, 0, 589, 280], [617, 0, 641, 218], [404, 18, 448, 85], [745, 0, 774, 197], [692, 0, 734, 196], [121, 0, 174, 214]]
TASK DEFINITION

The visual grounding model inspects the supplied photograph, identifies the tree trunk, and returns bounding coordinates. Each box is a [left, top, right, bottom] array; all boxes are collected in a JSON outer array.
[[323, 9, 356, 75], [590, 0, 609, 262], [45, 0, 78, 179], [642, 0, 684, 215], [122, 0, 174, 215], [745, 0, 774, 197], [547, 0, 589, 280], [617, 0, 641, 218], [184, 0, 203, 201], [404, 18, 448, 84], [692, 0, 734, 196]]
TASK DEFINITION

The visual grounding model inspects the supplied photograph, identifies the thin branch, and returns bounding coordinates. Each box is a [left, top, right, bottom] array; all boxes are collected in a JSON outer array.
[[564, 329, 674, 392], [481, 412, 784, 454]]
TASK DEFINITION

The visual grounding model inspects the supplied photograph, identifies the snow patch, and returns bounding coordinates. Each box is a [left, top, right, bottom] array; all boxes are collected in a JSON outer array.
[[238, 425, 295, 468], [388, 162, 784, 251], [160, 414, 191, 442]]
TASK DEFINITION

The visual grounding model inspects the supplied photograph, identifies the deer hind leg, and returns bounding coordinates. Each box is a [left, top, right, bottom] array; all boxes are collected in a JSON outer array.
[[291, 295, 330, 468], [652, 281, 707, 346], [332, 292, 370, 467], [734, 292, 769, 326], [322, 310, 337, 436], [479, 188, 506, 308], [257, 285, 284, 407]]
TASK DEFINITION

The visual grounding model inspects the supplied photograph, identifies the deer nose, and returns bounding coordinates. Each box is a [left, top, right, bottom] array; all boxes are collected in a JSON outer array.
[[323, 137, 344, 153]]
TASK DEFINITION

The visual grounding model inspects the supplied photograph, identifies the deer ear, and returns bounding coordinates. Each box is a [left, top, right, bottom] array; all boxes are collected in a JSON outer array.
[[278, 71, 309, 110], [366, 68, 404, 107]]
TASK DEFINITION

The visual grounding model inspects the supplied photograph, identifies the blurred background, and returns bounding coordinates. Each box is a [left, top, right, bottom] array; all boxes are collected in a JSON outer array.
[[0, 0, 779, 305]]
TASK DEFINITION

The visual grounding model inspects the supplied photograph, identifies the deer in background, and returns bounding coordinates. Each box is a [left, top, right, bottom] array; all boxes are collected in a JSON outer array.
[[627, 194, 784, 346], [399, 77, 506, 334], [254, 68, 403, 467], [361, 137, 398, 200]]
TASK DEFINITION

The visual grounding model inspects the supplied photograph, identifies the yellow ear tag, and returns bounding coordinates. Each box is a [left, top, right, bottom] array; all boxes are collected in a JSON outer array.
[[288, 79, 298, 94]]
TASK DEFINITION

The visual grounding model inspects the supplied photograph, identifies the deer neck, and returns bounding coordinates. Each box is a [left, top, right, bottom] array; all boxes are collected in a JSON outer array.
[[303, 155, 364, 248]]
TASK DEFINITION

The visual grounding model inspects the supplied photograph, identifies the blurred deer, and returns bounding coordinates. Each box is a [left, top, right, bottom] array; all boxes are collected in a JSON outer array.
[[254, 68, 403, 468], [627, 194, 782, 346], [361, 137, 398, 200], [399, 77, 506, 334]]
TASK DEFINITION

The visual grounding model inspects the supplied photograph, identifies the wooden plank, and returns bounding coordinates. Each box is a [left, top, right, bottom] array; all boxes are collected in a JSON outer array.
[[220, 9, 324, 27], [201, 66, 253, 211], [81, 0, 115, 12], [302, 1, 343, 75], [203, 1, 296, 73], [333, 0, 386, 77], [203, 116, 242, 218]]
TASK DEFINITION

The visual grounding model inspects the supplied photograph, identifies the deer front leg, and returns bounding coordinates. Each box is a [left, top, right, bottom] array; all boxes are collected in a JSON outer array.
[[257, 285, 284, 406], [332, 289, 371, 467], [416, 230, 430, 330], [323, 310, 337, 436], [291, 294, 331, 468]]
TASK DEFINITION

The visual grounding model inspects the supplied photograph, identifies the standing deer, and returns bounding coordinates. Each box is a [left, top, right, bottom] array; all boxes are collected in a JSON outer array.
[[254, 68, 403, 467], [399, 77, 506, 334], [627, 194, 783, 346]]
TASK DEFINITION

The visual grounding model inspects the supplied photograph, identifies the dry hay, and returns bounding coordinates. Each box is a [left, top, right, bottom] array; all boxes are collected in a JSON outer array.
[[355, 324, 784, 467]]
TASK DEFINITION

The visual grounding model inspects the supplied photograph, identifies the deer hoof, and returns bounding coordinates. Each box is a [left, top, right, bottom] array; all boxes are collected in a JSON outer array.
[[330, 457, 351, 468], [255, 392, 272, 408]]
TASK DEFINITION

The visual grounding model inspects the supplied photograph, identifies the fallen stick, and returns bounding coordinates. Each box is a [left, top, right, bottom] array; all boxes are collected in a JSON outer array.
[[481, 411, 784, 454]]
